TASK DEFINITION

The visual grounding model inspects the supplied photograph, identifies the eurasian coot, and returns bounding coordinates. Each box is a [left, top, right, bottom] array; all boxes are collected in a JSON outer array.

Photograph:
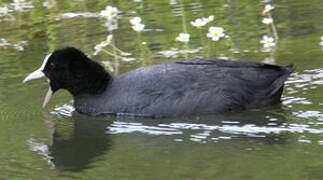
[[24, 47, 294, 117]]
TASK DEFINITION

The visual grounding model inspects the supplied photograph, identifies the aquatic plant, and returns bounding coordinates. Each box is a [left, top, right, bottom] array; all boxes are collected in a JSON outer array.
[[103, 19, 118, 32], [207, 27, 225, 41], [262, 17, 273, 25], [130, 17, 145, 32], [175, 33, 190, 43], [97, 6, 126, 72], [262, 4, 278, 40], [262, 4, 274, 15], [190, 16, 215, 28], [190, 18, 207, 28], [260, 35, 275, 48], [129, 17, 142, 25], [10, 0, 34, 12], [0, 6, 9, 16], [260, 3, 278, 55], [100, 6, 120, 32], [203, 16, 214, 24], [132, 23, 145, 32], [191, 16, 214, 28], [0, 5, 15, 22], [43, 0, 56, 9], [100, 6, 119, 20], [94, 35, 113, 56]]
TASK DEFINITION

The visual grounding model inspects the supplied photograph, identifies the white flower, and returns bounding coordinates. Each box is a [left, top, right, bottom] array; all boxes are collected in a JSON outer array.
[[43, 0, 56, 9], [320, 36, 323, 46], [203, 15, 214, 23], [100, 6, 119, 19], [132, 23, 145, 32], [103, 19, 118, 31], [260, 35, 275, 48], [107, 34, 113, 41], [191, 18, 207, 28], [130, 17, 142, 25], [14, 0, 25, 3], [0, 38, 9, 46], [0, 6, 9, 16], [13, 44, 24, 51], [191, 15, 214, 28], [104, 34, 113, 44], [11, 0, 34, 11], [262, 17, 273, 24], [207, 27, 225, 41], [130, 17, 145, 32], [169, 0, 177, 5], [262, 4, 274, 15], [175, 33, 190, 43]]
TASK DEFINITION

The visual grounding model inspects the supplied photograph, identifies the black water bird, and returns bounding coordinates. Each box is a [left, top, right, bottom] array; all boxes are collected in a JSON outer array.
[[23, 47, 294, 117]]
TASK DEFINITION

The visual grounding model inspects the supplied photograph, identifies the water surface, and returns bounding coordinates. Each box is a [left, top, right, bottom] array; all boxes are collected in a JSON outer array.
[[0, 0, 323, 179]]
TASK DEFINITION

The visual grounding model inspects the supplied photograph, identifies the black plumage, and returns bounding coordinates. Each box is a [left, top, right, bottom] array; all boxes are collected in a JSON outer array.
[[37, 47, 294, 117]]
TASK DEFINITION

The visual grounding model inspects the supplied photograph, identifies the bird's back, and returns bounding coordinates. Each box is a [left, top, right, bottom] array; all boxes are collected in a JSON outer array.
[[74, 58, 294, 117]]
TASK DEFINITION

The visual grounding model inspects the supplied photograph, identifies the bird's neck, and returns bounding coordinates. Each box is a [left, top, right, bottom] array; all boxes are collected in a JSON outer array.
[[64, 60, 113, 97], [68, 74, 112, 97]]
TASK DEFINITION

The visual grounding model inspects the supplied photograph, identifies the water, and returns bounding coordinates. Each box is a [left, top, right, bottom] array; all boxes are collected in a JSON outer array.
[[0, 0, 323, 179]]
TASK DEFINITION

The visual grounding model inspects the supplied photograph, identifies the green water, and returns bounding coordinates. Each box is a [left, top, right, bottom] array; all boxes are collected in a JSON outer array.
[[0, 0, 323, 179]]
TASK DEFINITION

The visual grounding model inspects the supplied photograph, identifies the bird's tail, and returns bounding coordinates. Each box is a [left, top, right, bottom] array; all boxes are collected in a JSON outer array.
[[269, 64, 295, 97], [284, 64, 295, 74]]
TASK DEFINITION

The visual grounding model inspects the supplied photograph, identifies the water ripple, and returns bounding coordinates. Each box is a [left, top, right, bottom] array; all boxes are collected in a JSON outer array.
[[158, 47, 202, 58], [293, 110, 323, 121], [286, 68, 323, 93], [27, 138, 54, 167], [106, 121, 323, 143], [283, 68, 323, 108], [107, 121, 182, 135], [50, 104, 75, 117]]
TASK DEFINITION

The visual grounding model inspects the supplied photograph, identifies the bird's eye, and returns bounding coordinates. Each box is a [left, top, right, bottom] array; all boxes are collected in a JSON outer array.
[[49, 62, 55, 69]]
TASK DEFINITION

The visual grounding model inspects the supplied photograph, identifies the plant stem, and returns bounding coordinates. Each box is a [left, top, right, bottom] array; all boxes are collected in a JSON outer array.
[[267, 13, 279, 40], [110, 44, 131, 56], [101, 49, 123, 59], [179, 0, 188, 33]]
